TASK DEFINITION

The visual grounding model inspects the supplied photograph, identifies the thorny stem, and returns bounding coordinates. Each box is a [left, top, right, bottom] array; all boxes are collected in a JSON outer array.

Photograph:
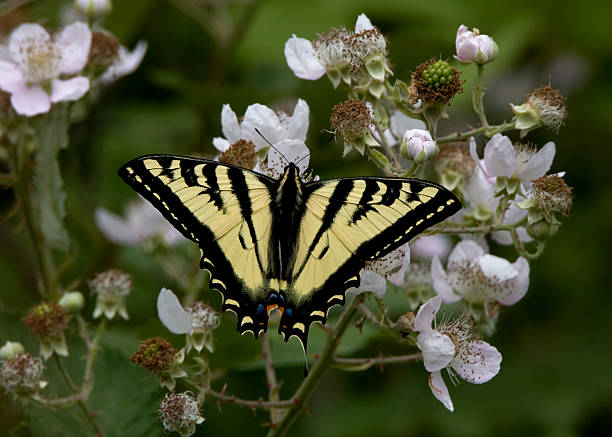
[[423, 217, 527, 236], [53, 355, 105, 437], [331, 353, 422, 370], [364, 145, 393, 176], [267, 295, 365, 437], [8, 138, 56, 299], [261, 334, 282, 423], [436, 121, 516, 144], [473, 63, 489, 127], [205, 388, 297, 410], [358, 302, 393, 331]]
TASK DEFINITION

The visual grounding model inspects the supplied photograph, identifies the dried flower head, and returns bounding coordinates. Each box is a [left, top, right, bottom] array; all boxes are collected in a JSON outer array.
[[434, 144, 475, 191], [531, 174, 573, 218], [218, 139, 257, 169], [330, 99, 371, 141], [131, 337, 187, 390], [23, 302, 71, 338], [89, 269, 133, 320], [1, 353, 46, 395], [511, 85, 567, 135], [313, 27, 353, 70], [130, 337, 178, 375], [88, 31, 119, 72], [184, 301, 220, 353], [409, 59, 463, 105], [159, 392, 205, 436]]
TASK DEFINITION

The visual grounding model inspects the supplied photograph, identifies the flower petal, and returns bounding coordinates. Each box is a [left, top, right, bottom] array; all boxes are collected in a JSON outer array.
[[478, 254, 518, 282], [452, 340, 501, 383], [387, 245, 411, 286], [0, 60, 25, 93], [414, 295, 442, 332], [220, 103, 241, 144], [418, 330, 455, 371], [242, 103, 282, 150], [410, 235, 452, 261], [428, 371, 454, 412], [284, 98, 310, 141], [10, 84, 50, 116], [390, 110, 426, 139], [498, 257, 530, 305], [355, 13, 374, 32], [349, 269, 387, 297], [268, 139, 310, 175], [94, 207, 142, 246], [431, 256, 461, 303], [57, 21, 91, 74], [50, 77, 89, 102], [284, 35, 326, 80], [101, 41, 147, 83], [157, 288, 193, 334], [212, 137, 231, 153], [483, 134, 516, 177], [448, 240, 485, 265], [520, 141, 555, 181], [9, 23, 51, 67]]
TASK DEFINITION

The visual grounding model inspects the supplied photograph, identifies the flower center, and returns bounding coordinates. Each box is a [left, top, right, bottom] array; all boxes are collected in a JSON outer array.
[[21, 42, 61, 83]]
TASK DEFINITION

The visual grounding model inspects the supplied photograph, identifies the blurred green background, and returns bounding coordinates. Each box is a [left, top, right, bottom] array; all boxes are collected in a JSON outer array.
[[1, 0, 611, 436]]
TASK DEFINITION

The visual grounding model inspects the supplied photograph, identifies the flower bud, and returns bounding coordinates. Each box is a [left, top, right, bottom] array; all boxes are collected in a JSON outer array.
[[454, 25, 499, 64], [400, 129, 437, 164], [58, 291, 85, 313], [526, 219, 559, 240], [159, 392, 205, 436], [75, 0, 112, 18], [0, 341, 25, 360], [511, 85, 566, 136]]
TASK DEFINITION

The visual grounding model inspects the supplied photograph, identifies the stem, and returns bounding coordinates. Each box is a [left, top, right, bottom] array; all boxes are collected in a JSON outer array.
[[205, 388, 296, 410], [53, 355, 105, 437], [373, 120, 400, 169], [364, 146, 393, 176], [424, 217, 527, 236], [8, 139, 55, 299], [83, 319, 105, 398], [512, 229, 546, 260], [436, 121, 515, 144], [473, 63, 489, 127], [267, 295, 364, 437], [357, 302, 392, 331], [331, 353, 421, 370], [261, 334, 282, 422]]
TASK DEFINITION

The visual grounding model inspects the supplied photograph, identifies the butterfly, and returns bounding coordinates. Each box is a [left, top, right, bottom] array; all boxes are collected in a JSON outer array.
[[119, 154, 460, 368]]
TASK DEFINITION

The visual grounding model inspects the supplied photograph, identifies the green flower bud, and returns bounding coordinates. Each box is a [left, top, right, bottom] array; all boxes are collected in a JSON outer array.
[[58, 291, 85, 313], [0, 341, 25, 360]]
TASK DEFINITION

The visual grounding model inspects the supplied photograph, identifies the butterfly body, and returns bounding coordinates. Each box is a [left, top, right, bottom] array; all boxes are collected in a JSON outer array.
[[119, 155, 461, 354]]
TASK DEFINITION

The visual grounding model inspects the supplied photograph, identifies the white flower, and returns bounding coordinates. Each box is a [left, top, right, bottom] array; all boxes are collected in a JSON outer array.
[[0, 22, 91, 116], [95, 197, 184, 247], [415, 296, 502, 411], [255, 138, 310, 179], [213, 99, 310, 153], [400, 129, 436, 163], [157, 289, 220, 353], [350, 244, 410, 297], [454, 25, 498, 64], [101, 40, 147, 83], [284, 13, 383, 82], [410, 235, 452, 261], [469, 135, 556, 187], [431, 240, 529, 307]]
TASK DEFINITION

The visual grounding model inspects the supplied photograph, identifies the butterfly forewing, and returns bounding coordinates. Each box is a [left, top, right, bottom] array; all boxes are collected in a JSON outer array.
[[119, 155, 277, 335]]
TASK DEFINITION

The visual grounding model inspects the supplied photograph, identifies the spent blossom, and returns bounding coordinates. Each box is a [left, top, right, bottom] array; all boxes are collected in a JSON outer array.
[[454, 25, 499, 64], [415, 296, 502, 411], [1, 353, 47, 395], [350, 244, 410, 297], [431, 240, 529, 314], [130, 337, 187, 391], [159, 392, 205, 437], [0, 22, 91, 116], [157, 288, 220, 353], [511, 85, 567, 136], [22, 302, 71, 359], [89, 269, 133, 320]]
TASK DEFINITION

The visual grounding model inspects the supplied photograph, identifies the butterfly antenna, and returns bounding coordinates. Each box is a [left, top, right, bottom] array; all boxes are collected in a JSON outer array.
[[255, 128, 289, 164], [295, 132, 335, 167]]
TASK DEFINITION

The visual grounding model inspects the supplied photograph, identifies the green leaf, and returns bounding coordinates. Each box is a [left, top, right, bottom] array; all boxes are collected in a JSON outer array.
[[32, 105, 70, 251]]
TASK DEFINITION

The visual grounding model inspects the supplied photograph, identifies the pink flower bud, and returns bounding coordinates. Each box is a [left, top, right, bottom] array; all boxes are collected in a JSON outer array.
[[455, 25, 498, 64], [400, 129, 436, 163]]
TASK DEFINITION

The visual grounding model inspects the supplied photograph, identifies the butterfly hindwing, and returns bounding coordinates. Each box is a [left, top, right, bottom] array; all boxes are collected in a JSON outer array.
[[118, 155, 276, 336], [277, 177, 460, 346]]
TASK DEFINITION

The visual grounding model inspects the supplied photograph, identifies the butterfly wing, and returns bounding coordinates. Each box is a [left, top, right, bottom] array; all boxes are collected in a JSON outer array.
[[119, 155, 276, 336], [278, 177, 461, 346]]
